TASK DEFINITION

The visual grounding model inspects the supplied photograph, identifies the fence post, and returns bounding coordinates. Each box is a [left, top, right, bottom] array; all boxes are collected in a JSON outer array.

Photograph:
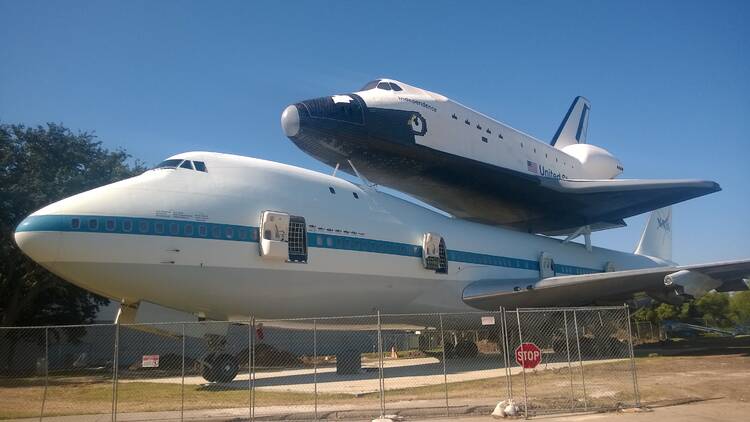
[[438, 313, 449, 416], [572, 311, 587, 411], [250, 317, 256, 422], [501, 309, 513, 401], [624, 305, 641, 407], [181, 323, 186, 421], [515, 309, 529, 418], [110, 323, 120, 422], [563, 311, 575, 412], [377, 310, 385, 418], [313, 318, 318, 420], [39, 327, 49, 422]]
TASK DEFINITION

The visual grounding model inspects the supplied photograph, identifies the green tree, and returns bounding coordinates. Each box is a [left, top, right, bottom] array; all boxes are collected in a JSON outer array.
[[655, 303, 680, 321], [0, 123, 145, 327], [729, 290, 750, 325], [694, 292, 732, 328]]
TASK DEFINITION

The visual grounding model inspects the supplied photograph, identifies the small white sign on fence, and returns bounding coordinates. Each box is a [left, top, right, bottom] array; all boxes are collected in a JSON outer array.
[[481, 316, 496, 326], [142, 355, 160, 368]]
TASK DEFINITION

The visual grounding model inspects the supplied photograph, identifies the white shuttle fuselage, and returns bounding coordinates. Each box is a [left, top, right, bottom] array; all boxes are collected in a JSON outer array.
[[15, 152, 664, 321]]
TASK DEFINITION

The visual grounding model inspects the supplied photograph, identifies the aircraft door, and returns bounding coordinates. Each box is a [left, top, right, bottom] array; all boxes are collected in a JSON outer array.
[[539, 252, 556, 279]]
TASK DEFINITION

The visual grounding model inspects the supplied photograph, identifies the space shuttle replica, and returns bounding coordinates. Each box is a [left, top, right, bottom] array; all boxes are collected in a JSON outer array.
[[282, 78, 719, 237]]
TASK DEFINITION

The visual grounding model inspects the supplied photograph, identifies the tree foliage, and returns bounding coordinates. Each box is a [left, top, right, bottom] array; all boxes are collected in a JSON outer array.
[[0, 123, 145, 327], [633, 291, 750, 328]]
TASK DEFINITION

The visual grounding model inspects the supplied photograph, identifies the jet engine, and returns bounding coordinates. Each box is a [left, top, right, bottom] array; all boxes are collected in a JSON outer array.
[[664, 270, 722, 299]]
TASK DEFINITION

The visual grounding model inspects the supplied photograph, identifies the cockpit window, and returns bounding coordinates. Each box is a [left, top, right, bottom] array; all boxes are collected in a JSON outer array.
[[389, 83, 403, 91], [360, 80, 381, 91], [154, 159, 208, 173], [154, 159, 183, 169], [376, 82, 392, 91], [194, 161, 207, 172]]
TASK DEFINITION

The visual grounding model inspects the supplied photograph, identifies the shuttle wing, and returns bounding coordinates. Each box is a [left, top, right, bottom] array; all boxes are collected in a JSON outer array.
[[536, 178, 720, 235], [463, 259, 750, 310]]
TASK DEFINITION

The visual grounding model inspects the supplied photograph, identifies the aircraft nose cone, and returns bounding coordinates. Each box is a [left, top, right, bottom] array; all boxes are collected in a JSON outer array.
[[281, 104, 300, 137], [14, 217, 62, 264]]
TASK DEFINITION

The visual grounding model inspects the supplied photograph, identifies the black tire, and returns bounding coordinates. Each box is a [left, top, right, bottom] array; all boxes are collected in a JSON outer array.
[[201, 353, 218, 383], [213, 354, 239, 383]]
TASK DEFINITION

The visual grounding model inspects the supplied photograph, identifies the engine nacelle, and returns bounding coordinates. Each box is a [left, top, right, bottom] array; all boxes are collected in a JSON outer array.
[[561, 144, 623, 179], [664, 270, 722, 299]]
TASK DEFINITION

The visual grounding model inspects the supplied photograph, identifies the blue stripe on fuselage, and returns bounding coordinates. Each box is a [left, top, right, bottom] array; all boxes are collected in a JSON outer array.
[[15, 214, 601, 275]]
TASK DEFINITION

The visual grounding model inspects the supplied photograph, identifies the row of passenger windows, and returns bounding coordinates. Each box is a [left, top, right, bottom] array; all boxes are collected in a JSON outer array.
[[70, 217, 256, 240], [154, 159, 208, 172]]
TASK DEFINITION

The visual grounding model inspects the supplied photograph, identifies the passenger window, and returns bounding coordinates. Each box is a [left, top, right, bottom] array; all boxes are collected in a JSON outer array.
[[71, 218, 80, 229], [139, 221, 149, 233], [88, 219, 98, 230], [329, 187, 336, 194], [199, 225, 207, 237], [481, 136, 488, 143], [212, 226, 221, 238], [123, 220, 133, 232], [179, 160, 194, 170], [389, 83, 403, 91], [238, 228, 248, 240], [106, 219, 115, 231], [155, 222, 164, 234], [225, 227, 234, 239], [184, 224, 194, 236], [194, 161, 207, 172], [377, 82, 392, 90], [169, 222, 179, 235], [352, 192, 359, 199]]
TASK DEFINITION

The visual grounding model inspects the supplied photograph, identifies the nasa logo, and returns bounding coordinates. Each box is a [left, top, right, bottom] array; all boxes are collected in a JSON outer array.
[[657, 216, 671, 232]]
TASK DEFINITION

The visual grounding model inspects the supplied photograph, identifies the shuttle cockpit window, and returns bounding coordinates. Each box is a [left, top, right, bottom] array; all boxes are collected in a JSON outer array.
[[376, 82, 392, 90], [389, 83, 403, 91], [360, 80, 381, 91]]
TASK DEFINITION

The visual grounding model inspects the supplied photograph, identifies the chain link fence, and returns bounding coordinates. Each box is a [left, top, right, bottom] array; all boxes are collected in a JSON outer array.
[[0, 306, 639, 420]]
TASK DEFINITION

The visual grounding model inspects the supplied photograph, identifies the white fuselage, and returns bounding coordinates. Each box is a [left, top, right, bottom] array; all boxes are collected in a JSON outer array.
[[15, 152, 658, 320]]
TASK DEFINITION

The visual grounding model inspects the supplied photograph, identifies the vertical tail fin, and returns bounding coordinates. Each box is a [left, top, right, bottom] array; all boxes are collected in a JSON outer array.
[[635, 207, 673, 262], [551, 96, 591, 148]]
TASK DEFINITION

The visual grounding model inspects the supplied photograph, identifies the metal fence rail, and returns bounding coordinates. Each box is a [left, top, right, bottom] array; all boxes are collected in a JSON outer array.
[[0, 306, 640, 420]]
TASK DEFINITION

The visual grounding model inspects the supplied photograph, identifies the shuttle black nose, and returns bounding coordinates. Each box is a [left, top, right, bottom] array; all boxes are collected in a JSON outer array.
[[281, 105, 300, 137]]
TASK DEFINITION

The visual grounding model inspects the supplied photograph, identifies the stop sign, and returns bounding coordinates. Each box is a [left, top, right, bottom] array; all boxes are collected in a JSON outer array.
[[515, 342, 542, 369]]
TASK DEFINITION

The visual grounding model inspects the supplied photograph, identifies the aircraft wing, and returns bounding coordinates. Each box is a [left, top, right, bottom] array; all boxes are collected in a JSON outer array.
[[537, 178, 720, 235], [463, 259, 750, 310]]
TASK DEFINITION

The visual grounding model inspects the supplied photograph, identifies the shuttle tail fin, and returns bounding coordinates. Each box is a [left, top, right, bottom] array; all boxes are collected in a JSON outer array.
[[635, 207, 673, 262], [551, 96, 591, 148]]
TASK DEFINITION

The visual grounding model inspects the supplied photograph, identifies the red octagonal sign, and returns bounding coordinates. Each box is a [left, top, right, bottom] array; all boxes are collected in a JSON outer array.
[[515, 342, 542, 369]]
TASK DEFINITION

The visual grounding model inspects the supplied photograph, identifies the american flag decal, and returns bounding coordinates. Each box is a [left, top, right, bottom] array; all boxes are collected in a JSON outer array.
[[527, 160, 539, 174]]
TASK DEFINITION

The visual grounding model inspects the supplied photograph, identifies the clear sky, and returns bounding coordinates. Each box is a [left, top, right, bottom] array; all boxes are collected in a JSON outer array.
[[1, 0, 748, 264]]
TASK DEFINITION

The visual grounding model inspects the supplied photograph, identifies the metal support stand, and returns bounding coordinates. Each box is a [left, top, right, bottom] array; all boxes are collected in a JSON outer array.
[[111, 323, 120, 422], [563, 311, 575, 411]]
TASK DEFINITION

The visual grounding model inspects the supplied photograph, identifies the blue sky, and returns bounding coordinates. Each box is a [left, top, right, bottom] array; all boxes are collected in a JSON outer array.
[[1, 0, 748, 264]]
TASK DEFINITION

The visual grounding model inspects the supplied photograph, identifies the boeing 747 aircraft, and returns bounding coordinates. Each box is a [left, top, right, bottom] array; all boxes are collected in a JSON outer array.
[[14, 152, 749, 382], [282, 79, 720, 236]]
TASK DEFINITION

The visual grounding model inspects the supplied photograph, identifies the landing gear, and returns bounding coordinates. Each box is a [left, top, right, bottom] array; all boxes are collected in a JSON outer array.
[[202, 352, 239, 383]]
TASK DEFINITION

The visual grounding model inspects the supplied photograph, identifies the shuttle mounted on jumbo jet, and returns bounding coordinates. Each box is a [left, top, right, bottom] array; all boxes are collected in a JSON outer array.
[[281, 78, 720, 235], [14, 152, 750, 383]]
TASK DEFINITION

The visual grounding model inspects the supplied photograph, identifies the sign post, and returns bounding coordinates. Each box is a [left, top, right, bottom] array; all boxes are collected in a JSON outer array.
[[514, 343, 541, 369]]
